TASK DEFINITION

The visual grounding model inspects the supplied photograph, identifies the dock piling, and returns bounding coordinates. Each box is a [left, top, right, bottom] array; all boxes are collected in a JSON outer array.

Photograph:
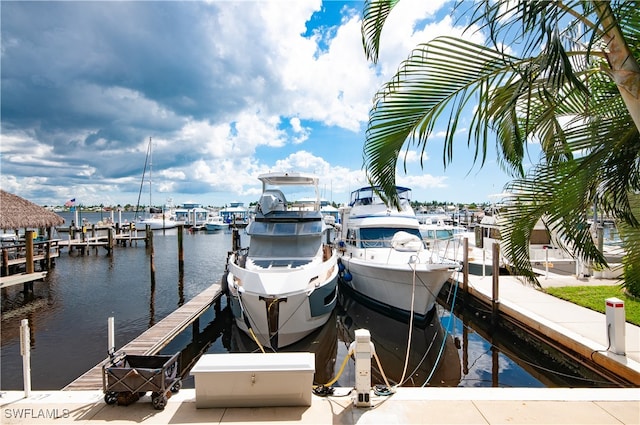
[[178, 225, 184, 279], [491, 242, 500, 326], [462, 237, 469, 299]]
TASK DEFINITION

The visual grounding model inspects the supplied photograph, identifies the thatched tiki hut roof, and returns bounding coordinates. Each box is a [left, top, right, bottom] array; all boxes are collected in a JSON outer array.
[[0, 190, 65, 230]]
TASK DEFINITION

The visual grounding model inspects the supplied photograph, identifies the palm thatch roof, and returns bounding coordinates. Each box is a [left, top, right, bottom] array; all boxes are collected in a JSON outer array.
[[0, 190, 65, 230]]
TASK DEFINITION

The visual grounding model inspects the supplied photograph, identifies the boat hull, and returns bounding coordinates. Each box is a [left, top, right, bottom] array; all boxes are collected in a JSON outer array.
[[338, 254, 457, 319], [227, 253, 339, 349], [135, 219, 177, 230], [205, 224, 226, 231]]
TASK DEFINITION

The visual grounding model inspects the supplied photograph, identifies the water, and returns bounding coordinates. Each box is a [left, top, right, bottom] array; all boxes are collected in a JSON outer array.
[[0, 213, 615, 390]]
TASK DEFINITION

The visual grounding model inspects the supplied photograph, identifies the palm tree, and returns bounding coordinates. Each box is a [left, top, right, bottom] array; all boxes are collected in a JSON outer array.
[[361, 0, 640, 292]]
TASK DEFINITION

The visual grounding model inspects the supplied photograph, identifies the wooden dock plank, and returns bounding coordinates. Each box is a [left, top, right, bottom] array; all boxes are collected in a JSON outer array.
[[5, 252, 60, 267], [63, 283, 223, 391], [0, 271, 48, 288]]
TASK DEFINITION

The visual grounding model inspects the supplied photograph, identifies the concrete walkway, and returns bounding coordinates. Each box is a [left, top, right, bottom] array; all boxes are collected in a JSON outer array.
[[462, 273, 640, 385], [1, 387, 638, 424]]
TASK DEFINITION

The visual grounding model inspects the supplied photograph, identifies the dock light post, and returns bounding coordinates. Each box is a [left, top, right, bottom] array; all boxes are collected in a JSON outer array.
[[20, 319, 31, 398]]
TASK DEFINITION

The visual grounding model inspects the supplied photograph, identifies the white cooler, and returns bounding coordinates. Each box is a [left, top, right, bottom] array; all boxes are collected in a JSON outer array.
[[191, 352, 315, 408]]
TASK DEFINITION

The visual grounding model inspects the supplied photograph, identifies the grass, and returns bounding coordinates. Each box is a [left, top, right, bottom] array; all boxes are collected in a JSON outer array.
[[544, 285, 640, 326]]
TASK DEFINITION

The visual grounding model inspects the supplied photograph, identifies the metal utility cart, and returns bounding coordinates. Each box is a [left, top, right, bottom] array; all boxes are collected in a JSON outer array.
[[102, 352, 182, 410]]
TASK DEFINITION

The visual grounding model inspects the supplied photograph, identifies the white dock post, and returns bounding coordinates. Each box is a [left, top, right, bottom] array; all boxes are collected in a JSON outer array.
[[108, 316, 115, 356], [482, 249, 486, 277], [351, 329, 372, 407], [20, 319, 31, 398], [605, 298, 626, 355], [545, 248, 549, 279]]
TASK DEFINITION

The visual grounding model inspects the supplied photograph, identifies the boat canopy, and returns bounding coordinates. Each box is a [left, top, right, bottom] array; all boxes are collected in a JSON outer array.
[[258, 172, 319, 188]]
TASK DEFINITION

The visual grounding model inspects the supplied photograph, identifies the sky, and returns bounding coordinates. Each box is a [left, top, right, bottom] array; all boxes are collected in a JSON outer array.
[[1, 0, 526, 208]]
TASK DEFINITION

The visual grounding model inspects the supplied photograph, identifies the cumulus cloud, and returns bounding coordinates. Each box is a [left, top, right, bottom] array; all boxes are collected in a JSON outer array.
[[1, 0, 507, 206]]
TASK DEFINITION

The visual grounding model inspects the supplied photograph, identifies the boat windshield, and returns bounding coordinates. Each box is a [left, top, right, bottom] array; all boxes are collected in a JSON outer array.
[[423, 229, 456, 240], [349, 186, 411, 207], [359, 227, 423, 248], [247, 220, 323, 236]]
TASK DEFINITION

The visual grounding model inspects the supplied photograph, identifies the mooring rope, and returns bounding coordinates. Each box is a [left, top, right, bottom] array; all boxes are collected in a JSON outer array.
[[397, 256, 419, 386]]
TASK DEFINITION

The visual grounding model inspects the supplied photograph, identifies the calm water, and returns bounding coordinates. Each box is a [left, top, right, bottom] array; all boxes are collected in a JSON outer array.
[[0, 212, 612, 390]]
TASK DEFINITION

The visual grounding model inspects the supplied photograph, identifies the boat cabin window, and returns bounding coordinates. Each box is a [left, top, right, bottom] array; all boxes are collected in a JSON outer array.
[[249, 234, 322, 259], [358, 227, 423, 248], [248, 220, 323, 236]]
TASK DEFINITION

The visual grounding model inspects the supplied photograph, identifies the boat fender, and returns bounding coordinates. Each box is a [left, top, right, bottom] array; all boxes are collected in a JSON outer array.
[[337, 259, 345, 273], [342, 271, 352, 282]]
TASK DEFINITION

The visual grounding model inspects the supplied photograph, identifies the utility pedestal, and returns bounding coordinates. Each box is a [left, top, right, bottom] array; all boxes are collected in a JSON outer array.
[[352, 329, 372, 408], [605, 297, 626, 355]]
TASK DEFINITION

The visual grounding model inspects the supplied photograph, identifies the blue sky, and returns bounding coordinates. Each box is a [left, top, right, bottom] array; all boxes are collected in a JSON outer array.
[[1, 0, 526, 208]]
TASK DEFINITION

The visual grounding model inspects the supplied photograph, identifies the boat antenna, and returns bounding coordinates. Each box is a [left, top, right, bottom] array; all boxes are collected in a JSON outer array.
[[134, 137, 152, 219]]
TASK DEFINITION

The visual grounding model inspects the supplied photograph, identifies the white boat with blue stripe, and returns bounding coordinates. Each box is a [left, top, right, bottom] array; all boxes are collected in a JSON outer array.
[[337, 186, 461, 323]]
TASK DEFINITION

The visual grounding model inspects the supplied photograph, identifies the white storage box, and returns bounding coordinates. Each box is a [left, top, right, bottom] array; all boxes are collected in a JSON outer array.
[[191, 352, 315, 408]]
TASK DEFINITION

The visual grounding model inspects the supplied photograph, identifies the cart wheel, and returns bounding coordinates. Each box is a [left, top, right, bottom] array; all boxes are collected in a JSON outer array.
[[104, 392, 118, 405], [170, 380, 181, 393], [152, 394, 167, 410]]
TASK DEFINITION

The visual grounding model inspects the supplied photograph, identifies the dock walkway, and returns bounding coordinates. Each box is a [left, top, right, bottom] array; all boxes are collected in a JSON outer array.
[[1, 386, 638, 424], [63, 283, 222, 391], [57, 232, 147, 252], [457, 273, 640, 385]]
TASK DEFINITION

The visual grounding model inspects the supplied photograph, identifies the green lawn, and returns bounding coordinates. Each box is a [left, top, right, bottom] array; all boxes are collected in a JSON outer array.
[[544, 285, 640, 326]]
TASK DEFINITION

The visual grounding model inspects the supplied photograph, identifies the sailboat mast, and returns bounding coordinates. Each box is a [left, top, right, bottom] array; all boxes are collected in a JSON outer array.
[[149, 137, 152, 210]]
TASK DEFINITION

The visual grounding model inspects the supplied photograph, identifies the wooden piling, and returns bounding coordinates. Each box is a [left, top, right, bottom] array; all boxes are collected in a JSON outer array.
[[178, 225, 184, 278], [3, 249, 9, 276], [491, 242, 500, 326], [149, 227, 156, 287], [232, 227, 241, 251], [107, 228, 114, 254], [46, 228, 53, 269], [25, 231, 34, 274], [462, 237, 469, 298]]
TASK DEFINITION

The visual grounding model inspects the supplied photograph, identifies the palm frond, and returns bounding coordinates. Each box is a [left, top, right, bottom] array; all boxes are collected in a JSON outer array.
[[361, 0, 400, 63], [365, 37, 519, 208]]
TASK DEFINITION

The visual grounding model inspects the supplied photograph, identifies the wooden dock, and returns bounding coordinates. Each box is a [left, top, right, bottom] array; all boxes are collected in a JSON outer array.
[[0, 271, 48, 289], [1, 238, 60, 286], [63, 283, 223, 391], [57, 232, 147, 254]]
